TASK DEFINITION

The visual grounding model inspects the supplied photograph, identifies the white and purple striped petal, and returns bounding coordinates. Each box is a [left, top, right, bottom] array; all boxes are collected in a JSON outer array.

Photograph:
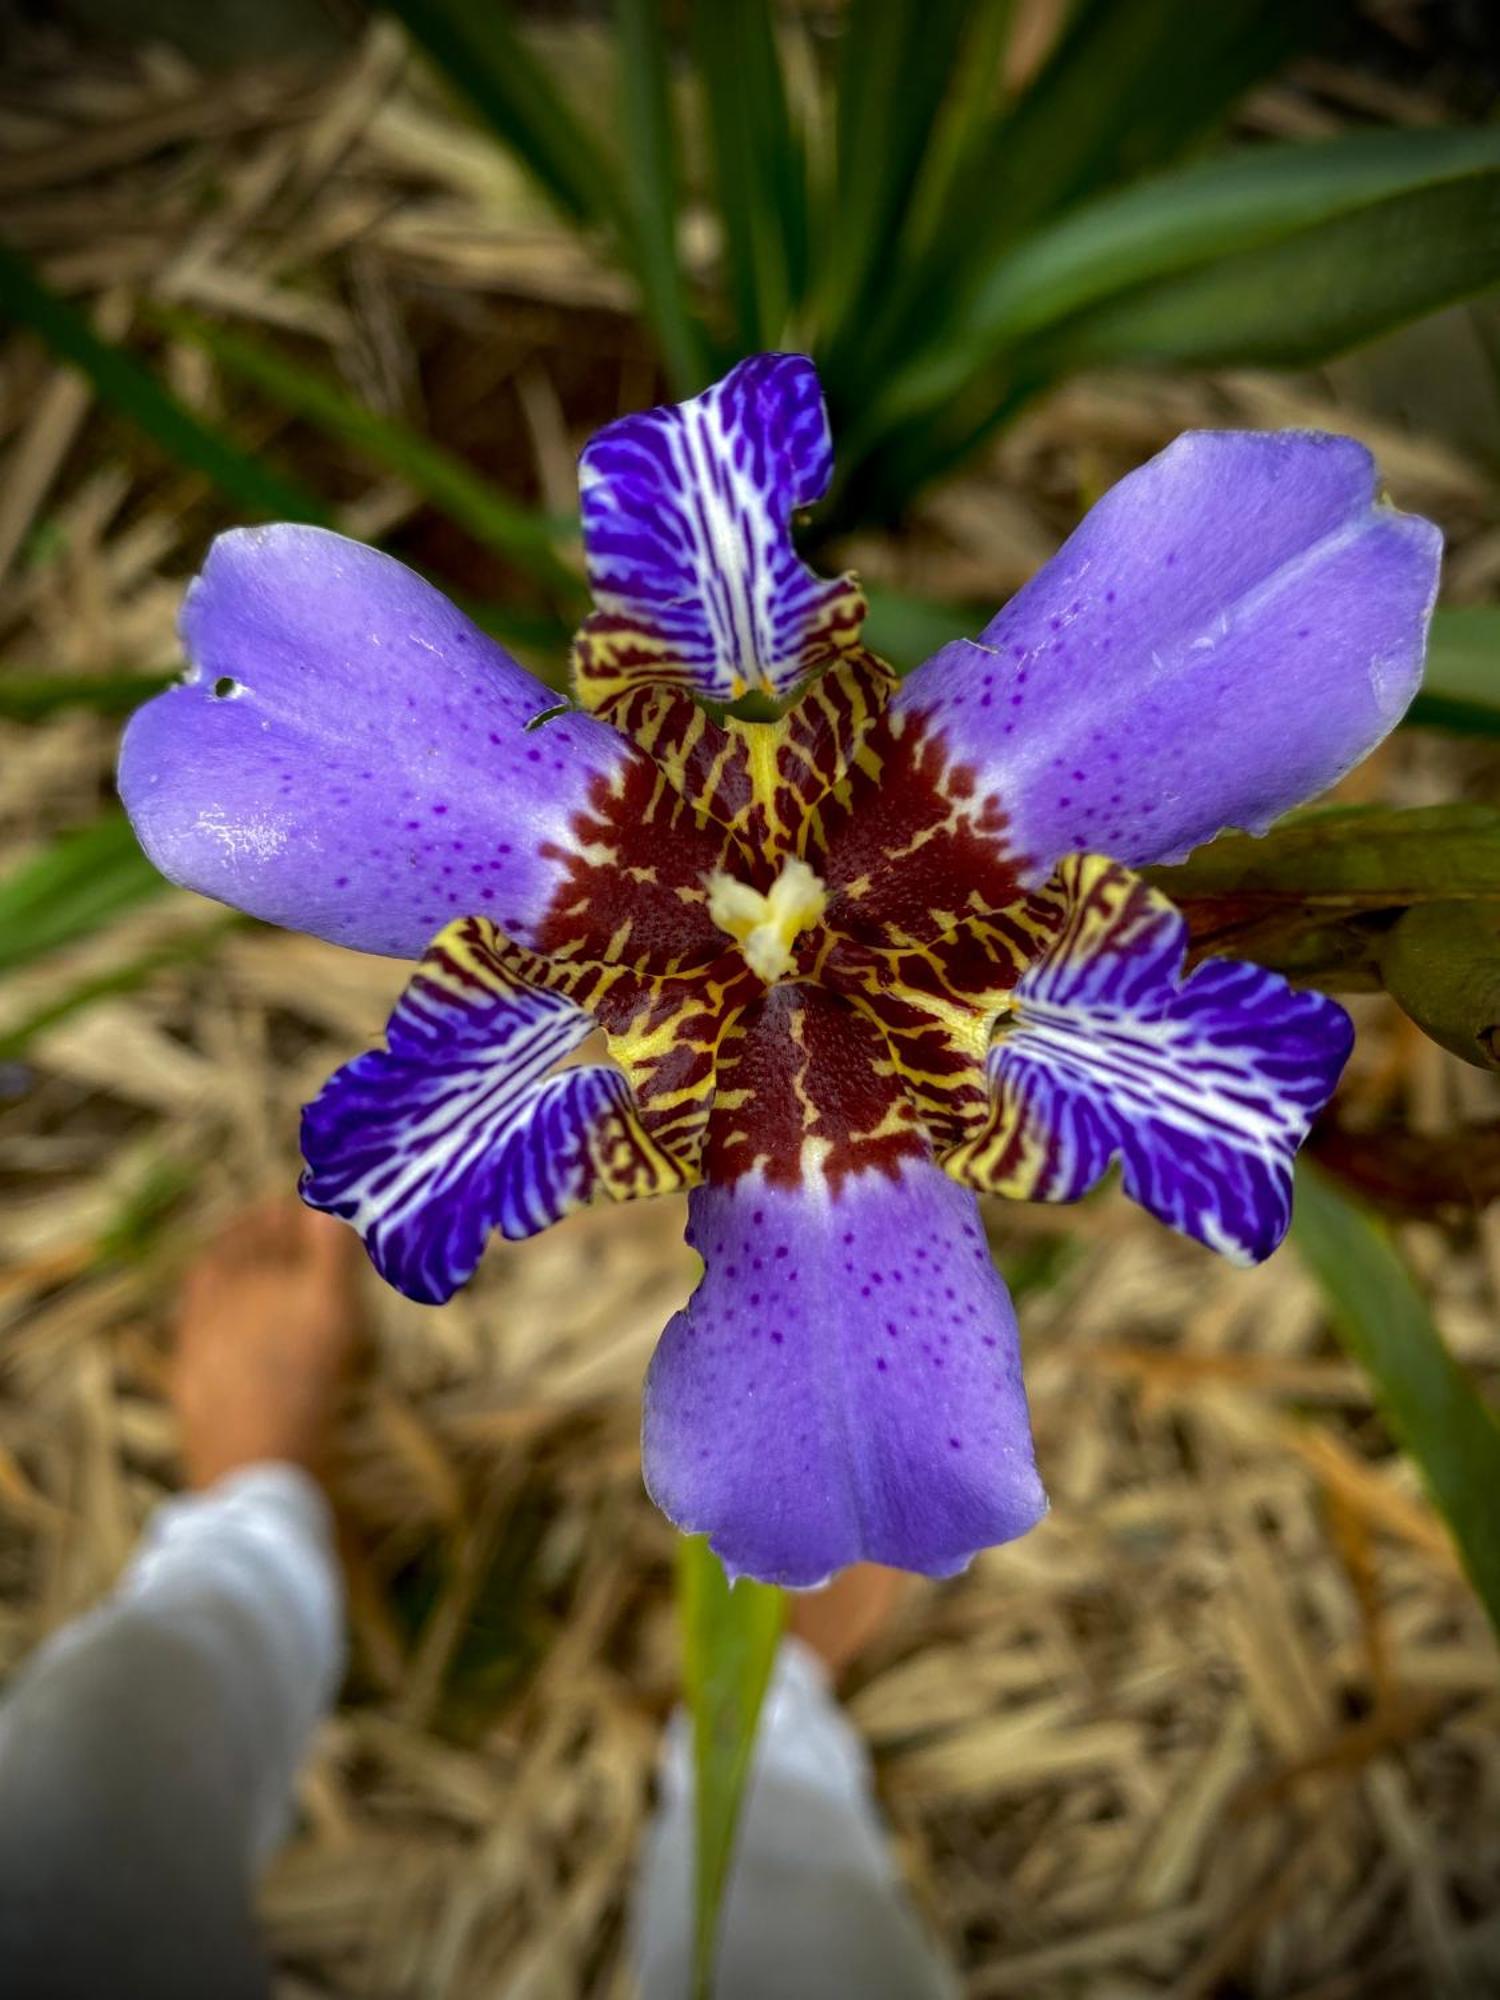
[[301, 916, 687, 1304], [643, 1161, 1046, 1588], [119, 526, 633, 960], [945, 856, 1352, 1264], [894, 431, 1442, 877], [574, 354, 865, 704]]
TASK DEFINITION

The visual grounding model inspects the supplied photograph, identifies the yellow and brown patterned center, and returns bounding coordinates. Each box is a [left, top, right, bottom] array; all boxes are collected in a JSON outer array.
[[706, 857, 828, 984], [486, 653, 1048, 1193]]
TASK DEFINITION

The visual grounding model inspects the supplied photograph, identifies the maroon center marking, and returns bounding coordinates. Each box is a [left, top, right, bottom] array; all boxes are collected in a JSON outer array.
[[814, 708, 1027, 943], [536, 746, 733, 964], [704, 986, 926, 1193]]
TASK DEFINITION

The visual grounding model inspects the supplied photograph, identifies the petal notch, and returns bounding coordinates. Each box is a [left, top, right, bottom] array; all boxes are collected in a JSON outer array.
[[643, 1161, 1046, 1587], [944, 855, 1353, 1263], [301, 916, 688, 1303], [574, 354, 865, 705], [120, 526, 631, 959], [895, 431, 1442, 877]]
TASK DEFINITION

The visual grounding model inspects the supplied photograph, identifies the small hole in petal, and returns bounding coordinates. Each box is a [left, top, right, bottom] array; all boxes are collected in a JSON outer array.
[[211, 676, 240, 699]]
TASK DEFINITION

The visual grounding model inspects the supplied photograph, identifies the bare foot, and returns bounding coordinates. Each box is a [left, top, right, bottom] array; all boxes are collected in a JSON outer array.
[[171, 1200, 363, 1489], [790, 1564, 911, 1684]]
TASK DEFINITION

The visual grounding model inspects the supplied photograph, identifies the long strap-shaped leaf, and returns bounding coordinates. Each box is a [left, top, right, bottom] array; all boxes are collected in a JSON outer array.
[[1411, 606, 1500, 738], [1293, 1165, 1500, 1642], [615, 0, 711, 394], [815, 0, 978, 345], [386, 0, 628, 234], [0, 242, 325, 524], [691, 0, 807, 354], [152, 307, 585, 603], [678, 1536, 785, 1999], [0, 811, 169, 977], [847, 0, 1336, 407], [844, 125, 1500, 519]]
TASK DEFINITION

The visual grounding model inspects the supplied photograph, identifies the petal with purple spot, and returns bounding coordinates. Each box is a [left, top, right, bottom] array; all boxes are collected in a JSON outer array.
[[574, 353, 865, 706], [119, 525, 637, 960], [893, 431, 1441, 876], [643, 1159, 1046, 1588], [301, 915, 689, 1304], [943, 856, 1352, 1264]]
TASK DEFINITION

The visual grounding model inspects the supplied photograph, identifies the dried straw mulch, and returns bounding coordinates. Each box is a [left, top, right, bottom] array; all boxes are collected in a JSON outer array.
[[2, 19, 1500, 1996]]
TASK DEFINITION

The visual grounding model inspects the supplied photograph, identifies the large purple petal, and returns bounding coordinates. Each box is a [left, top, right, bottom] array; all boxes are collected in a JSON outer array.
[[575, 354, 865, 706], [301, 916, 688, 1304], [945, 856, 1352, 1264], [643, 1161, 1046, 1587], [894, 431, 1441, 876], [119, 526, 632, 959]]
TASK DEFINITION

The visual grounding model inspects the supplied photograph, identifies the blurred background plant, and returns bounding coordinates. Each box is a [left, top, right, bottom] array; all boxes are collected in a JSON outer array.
[[3, 2, 1500, 1993]]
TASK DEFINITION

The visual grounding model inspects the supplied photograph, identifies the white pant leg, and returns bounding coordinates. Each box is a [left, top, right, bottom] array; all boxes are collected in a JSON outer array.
[[632, 1637, 960, 2000], [0, 1464, 344, 2000]]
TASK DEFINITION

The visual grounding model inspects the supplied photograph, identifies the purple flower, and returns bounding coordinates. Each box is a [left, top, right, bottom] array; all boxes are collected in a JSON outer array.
[[119, 355, 1441, 1587]]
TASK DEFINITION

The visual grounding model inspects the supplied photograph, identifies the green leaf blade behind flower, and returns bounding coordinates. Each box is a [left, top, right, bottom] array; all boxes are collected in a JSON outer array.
[[151, 307, 586, 605], [678, 1535, 785, 1998], [1379, 900, 1500, 1071], [384, 0, 628, 233], [1142, 803, 1500, 985], [1293, 1165, 1500, 1643], [0, 811, 170, 977], [691, 0, 807, 353], [0, 670, 176, 723], [817, 0, 979, 346], [847, 126, 1500, 516], [615, 0, 712, 394], [0, 242, 326, 525], [1411, 606, 1500, 736], [843, 0, 1338, 415]]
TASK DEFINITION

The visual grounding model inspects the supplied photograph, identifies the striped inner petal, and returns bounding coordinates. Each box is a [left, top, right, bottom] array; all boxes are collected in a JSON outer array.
[[574, 353, 866, 706], [301, 916, 690, 1304], [942, 855, 1353, 1263]]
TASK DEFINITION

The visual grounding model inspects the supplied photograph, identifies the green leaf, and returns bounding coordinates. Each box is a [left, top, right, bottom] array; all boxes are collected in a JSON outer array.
[[0, 811, 169, 976], [1380, 900, 1500, 1071], [0, 914, 242, 1063], [1044, 128, 1500, 375], [1410, 605, 1500, 736], [0, 242, 326, 523], [816, 1, 977, 341], [0, 669, 175, 723], [845, 0, 1336, 414], [384, 0, 628, 233], [152, 308, 584, 603], [848, 126, 1500, 515], [1144, 804, 1500, 981], [691, 0, 807, 351], [678, 1535, 785, 1998], [1292, 1164, 1500, 1641], [615, 0, 711, 392]]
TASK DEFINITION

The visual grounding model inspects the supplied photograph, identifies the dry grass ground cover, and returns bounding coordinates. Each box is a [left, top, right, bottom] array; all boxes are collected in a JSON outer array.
[[2, 18, 1500, 1995]]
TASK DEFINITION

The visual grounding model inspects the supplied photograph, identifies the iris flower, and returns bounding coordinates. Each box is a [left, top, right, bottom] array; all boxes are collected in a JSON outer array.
[[120, 355, 1440, 1587]]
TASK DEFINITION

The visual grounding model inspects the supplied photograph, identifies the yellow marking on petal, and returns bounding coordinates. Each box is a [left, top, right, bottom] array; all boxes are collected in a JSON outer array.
[[707, 857, 827, 984]]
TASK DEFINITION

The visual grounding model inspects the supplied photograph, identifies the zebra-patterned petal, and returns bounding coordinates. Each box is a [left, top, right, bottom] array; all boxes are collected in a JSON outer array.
[[573, 353, 866, 707], [942, 856, 1352, 1263], [300, 916, 690, 1304]]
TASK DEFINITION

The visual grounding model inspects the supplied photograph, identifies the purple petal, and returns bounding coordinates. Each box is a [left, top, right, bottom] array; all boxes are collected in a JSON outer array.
[[945, 856, 1352, 1263], [576, 354, 865, 704], [894, 431, 1441, 875], [643, 1162, 1046, 1587], [119, 526, 631, 959], [301, 916, 687, 1303]]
